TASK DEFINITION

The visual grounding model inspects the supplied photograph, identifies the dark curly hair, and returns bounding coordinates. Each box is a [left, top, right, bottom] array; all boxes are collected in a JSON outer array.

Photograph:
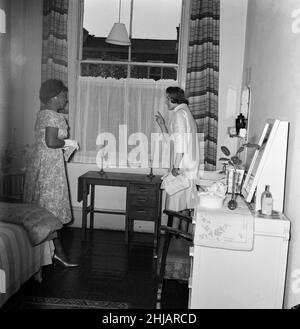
[[39, 79, 68, 104], [166, 86, 189, 105]]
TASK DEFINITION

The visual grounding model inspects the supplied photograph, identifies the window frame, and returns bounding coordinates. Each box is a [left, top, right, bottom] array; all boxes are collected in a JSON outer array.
[[78, 0, 190, 85], [69, 0, 191, 165]]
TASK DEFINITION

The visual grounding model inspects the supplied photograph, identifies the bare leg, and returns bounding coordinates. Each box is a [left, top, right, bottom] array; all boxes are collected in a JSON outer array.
[[52, 230, 78, 267], [53, 234, 68, 261]]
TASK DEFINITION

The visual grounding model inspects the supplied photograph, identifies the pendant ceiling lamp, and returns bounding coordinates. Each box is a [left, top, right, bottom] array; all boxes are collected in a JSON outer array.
[[106, 0, 131, 46]]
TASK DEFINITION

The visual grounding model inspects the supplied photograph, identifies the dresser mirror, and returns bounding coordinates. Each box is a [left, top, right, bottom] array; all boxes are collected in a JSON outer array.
[[242, 119, 276, 203], [241, 119, 288, 212]]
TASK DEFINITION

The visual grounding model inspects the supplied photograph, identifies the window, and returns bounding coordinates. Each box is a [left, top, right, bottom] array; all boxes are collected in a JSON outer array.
[[80, 0, 186, 81], [72, 0, 190, 166]]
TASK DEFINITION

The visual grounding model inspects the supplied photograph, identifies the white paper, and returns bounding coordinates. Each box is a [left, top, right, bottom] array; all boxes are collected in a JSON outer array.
[[161, 173, 190, 195], [63, 146, 77, 162]]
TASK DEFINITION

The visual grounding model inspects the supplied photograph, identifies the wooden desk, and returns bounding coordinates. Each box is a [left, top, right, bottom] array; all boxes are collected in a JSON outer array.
[[78, 171, 162, 257]]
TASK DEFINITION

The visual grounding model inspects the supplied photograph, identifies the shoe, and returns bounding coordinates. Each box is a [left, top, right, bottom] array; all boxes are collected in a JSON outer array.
[[53, 253, 79, 268]]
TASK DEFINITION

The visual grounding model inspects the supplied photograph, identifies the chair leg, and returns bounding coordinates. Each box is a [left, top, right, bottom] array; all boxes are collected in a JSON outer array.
[[156, 224, 172, 309], [156, 281, 162, 309]]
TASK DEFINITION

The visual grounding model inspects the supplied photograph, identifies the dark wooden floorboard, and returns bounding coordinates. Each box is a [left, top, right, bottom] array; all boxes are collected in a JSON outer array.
[[2, 227, 188, 309]]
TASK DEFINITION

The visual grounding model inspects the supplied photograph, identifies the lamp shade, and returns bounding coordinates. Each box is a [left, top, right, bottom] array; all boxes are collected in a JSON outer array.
[[106, 23, 131, 46]]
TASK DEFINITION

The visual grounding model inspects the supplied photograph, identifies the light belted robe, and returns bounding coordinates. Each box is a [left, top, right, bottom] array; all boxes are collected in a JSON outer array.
[[165, 103, 200, 211]]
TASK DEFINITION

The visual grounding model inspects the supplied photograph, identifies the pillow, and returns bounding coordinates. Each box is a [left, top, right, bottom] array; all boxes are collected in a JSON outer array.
[[0, 202, 63, 246]]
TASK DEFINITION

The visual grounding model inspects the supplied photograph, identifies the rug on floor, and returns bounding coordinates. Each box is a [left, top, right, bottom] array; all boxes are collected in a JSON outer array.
[[20, 296, 129, 309]]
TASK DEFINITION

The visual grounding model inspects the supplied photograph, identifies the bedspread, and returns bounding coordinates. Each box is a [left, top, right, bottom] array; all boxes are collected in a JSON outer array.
[[0, 222, 54, 308]]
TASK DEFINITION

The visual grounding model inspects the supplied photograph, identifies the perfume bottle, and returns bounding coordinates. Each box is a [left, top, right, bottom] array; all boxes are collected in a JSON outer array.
[[235, 113, 246, 135], [261, 185, 273, 216]]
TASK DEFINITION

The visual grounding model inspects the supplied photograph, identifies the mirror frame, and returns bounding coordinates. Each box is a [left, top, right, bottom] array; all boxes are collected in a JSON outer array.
[[241, 119, 279, 203]]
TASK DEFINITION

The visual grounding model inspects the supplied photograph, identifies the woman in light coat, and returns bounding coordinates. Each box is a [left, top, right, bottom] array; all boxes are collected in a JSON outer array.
[[155, 87, 200, 226]]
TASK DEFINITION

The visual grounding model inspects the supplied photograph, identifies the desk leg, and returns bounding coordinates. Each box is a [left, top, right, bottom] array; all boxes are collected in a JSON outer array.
[[90, 184, 95, 229], [129, 219, 134, 238], [125, 187, 129, 244], [153, 215, 160, 259], [82, 183, 89, 238], [125, 214, 129, 244], [153, 190, 162, 259]]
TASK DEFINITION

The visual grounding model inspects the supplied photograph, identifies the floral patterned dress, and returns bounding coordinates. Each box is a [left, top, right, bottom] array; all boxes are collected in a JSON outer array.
[[24, 110, 71, 224]]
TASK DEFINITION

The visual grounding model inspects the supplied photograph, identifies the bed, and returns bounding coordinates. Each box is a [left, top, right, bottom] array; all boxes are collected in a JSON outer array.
[[0, 202, 63, 308], [0, 222, 54, 308]]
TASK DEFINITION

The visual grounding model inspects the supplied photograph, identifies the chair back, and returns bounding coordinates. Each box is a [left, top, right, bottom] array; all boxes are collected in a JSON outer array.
[[0, 172, 25, 202]]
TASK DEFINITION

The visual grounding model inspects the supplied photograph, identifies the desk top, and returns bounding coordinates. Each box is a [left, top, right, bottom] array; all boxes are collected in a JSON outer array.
[[77, 171, 162, 202], [78, 171, 162, 184]]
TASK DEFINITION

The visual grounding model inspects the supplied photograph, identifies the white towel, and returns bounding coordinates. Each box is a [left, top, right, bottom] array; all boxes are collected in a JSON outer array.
[[194, 199, 254, 251], [161, 173, 190, 196]]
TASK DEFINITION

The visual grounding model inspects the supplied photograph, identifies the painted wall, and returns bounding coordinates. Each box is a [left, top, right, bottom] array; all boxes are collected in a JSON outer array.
[[0, 0, 10, 162], [217, 0, 248, 169], [0, 0, 42, 173], [242, 0, 300, 308], [9, 0, 43, 150]]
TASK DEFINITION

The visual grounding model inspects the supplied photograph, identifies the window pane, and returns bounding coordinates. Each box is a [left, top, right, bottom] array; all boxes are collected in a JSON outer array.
[[81, 63, 177, 80], [83, 0, 182, 66], [130, 65, 177, 80], [81, 63, 128, 79], [131, 0, 182, 40]]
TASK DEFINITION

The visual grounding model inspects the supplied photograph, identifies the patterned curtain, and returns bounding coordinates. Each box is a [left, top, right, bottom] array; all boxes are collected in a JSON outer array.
[[42, 0, 68, 84], [185, 0, 220, 171]]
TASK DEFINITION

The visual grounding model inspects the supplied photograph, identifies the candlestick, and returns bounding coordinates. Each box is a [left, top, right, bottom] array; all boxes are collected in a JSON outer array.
[[99, 154, 105, 175], [147, 158, 155, 178]]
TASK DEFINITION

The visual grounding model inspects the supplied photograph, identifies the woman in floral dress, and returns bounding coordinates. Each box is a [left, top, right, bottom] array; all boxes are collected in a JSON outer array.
[[24, 79, 79, 267]]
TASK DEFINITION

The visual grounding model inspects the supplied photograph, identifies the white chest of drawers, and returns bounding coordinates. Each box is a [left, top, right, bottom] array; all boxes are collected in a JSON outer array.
[[188, 197, 290, 309]]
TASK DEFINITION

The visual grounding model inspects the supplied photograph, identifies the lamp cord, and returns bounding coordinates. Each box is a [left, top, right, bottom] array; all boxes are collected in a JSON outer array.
[[118, 0, 121, 23]]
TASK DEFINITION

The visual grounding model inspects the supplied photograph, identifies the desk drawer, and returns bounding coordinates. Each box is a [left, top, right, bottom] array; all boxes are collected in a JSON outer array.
[[128, 193, 157, 206], [128, 207, 157, 221], [129, 183, 157, 196]]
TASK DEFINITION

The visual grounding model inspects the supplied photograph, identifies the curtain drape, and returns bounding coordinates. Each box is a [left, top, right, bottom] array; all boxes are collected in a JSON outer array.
[[67, 0, 82, 138], [42, 0, 69, 84], [185, 0, 220, 171], [73, 77, 177, 165]]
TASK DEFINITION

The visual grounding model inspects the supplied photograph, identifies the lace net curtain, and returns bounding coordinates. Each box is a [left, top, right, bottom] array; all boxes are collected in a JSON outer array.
[[73, 78, 177, 165]]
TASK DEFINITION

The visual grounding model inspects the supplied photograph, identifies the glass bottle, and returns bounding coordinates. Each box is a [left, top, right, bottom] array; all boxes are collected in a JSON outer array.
[[261, 185, 273, 216], [228, 170, 237, 210], [235, 113, 246, 135]]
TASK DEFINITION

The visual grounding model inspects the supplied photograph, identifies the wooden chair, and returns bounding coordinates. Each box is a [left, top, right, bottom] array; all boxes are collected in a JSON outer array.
[[155, 133, 204, 308], [0, 172, 25, 202], [156, 209, 193, 309]]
